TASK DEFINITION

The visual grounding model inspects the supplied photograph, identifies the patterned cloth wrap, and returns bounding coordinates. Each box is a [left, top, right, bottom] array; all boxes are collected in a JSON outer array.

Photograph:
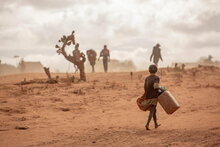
[[136, 97, 158, 111]]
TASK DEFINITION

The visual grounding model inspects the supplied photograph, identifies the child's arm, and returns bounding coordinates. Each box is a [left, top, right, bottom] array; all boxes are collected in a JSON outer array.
[[142, 78, 148, 98], [154, 83, 159, 89], [153, 77, 160, 89]]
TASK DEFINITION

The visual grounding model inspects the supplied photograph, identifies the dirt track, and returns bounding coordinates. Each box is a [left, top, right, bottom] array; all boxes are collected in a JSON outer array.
[[0, 67, 220, 147]]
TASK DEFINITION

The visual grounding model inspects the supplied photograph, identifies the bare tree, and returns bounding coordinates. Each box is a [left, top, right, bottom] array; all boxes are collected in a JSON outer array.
[[55, 31, 86, 81]]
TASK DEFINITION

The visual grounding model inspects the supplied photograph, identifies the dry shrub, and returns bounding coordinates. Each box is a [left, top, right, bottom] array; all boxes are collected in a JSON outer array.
[[50, 97, 63, 103], [73, 89, 85, 95], [0, 107, 26, 114]]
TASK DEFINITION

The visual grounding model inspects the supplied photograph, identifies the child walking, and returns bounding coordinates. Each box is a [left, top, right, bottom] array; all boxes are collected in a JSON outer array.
[[142, 64, 161, 130]]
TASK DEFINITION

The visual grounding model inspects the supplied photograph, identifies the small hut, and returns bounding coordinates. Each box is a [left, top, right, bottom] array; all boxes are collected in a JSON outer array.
[[19, 61, 44, 73], [0, 63, 18, 75]]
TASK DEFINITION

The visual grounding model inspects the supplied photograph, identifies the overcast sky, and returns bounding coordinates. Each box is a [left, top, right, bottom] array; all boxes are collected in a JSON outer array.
[[0, 0, 219, 71]]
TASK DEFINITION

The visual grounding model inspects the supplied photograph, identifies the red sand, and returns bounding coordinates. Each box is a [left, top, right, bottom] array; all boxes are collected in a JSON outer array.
[[0, 68, 220, 147]]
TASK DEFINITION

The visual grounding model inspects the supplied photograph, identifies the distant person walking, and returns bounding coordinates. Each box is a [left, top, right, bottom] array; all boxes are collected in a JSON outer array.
[[72, 43, 81, 63], [150, 43, 163, 66], [72, 43, 86, 81], [98, 45, 110, 72], [18, 58, 25, 73], [86, 49, 97, 72]]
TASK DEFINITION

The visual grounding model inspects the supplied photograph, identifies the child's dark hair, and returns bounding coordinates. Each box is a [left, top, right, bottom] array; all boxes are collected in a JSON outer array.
[[149, 64, 158, 73]]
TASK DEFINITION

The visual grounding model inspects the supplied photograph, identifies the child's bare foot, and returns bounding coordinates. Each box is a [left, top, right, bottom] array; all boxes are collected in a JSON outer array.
[[145, 125, 150, 130], [155, 124, 161, 128]]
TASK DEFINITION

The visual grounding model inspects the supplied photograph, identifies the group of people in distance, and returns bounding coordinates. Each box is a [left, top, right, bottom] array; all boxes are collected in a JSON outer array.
[[76, 43, 162, 73], [72, 44, 110, 73], [86, 45, 110, 73]]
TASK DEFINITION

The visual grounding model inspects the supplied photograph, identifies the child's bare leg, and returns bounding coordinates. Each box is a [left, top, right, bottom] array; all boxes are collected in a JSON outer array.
[[153, 109, 161, 128], [145, 106, 156, 130]]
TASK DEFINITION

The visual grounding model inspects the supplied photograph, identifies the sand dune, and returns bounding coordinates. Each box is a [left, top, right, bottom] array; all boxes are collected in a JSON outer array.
[[0, 67, 220, 147]]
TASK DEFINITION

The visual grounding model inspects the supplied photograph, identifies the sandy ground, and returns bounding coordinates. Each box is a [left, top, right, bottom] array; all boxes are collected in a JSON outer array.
[[0, 67, 220, 147]]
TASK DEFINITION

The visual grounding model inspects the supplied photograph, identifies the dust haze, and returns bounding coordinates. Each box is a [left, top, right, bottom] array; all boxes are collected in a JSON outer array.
[[0, 0, 220, 147]]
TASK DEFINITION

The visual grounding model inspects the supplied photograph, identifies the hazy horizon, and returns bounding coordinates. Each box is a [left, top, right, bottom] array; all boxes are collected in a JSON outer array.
[[0, 0, 219, 72]]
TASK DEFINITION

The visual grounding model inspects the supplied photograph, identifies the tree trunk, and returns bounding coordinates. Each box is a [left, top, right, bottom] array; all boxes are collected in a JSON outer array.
[[44, 67, 52, 79]]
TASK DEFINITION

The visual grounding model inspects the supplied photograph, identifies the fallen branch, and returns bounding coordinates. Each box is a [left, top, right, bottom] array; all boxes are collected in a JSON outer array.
[[43, 67, 58, 84]]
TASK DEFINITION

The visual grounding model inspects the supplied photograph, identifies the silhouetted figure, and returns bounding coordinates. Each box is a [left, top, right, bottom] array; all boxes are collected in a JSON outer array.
[[192, 68, 197, 78], [130, 72, 133, 80], [55, 31, 86, 81], [72, 43, 80, 73], [167, 66, 170, 72], [72, 43, 86, 81], [150, 43, 163, 66], [73, 43, 81, 62], [18, 58, 25, 73], [86, 49, 97, 72], [99, 45, 110, 72], [174, 63, 177, 68], [208, 55, 213, 62], [181, 64, 185, 71]]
